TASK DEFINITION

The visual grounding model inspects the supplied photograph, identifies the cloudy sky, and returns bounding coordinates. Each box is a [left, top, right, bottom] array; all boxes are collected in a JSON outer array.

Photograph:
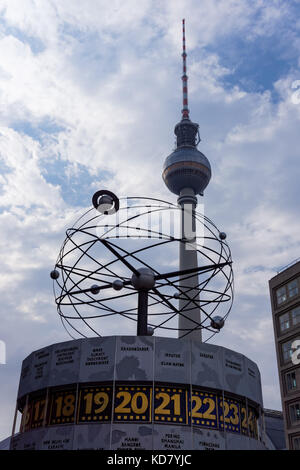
[[1, 0, 300, 441]]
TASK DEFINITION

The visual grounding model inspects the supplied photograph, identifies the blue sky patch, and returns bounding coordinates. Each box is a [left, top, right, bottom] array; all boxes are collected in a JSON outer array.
[[11, 119, 65, 141], [40, 157, 112, 207], [0, 17, 45, 53], [204, 36, 293, 102]]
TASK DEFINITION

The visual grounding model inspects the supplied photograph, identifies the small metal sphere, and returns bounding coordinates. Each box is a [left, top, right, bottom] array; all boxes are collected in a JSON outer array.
[[131, 267, 155, 290], [173, 292, 180, 299], [147, 326, 154, 336], [112, 279, 124, 291], [50, 269, 60, 280], [210, 316, 225, 330], [90, 285, 101, 295], [219, 232, 227, 240]]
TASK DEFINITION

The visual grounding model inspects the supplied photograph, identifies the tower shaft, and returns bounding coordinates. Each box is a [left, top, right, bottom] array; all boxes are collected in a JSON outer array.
[[178, 188, 202, 341]]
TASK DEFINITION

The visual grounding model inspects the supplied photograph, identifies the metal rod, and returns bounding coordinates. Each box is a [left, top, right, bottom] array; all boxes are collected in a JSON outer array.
[[182, 18, 189, 119], [100, 239, 140, 276], [137, 290, 149, 335], [64, 262, 231, 297], [155, 261, 231, 281]]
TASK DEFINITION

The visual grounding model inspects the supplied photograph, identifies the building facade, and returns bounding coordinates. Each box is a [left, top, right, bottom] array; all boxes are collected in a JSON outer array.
[[269, 260, 300, 450]]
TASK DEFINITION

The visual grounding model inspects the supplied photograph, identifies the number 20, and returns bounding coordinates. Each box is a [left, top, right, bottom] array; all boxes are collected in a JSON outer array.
[[115, 391, 148, 414]]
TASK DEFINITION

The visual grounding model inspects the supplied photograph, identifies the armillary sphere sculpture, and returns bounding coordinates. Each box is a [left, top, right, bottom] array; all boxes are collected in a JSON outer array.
[[50, 190, 234, 342]]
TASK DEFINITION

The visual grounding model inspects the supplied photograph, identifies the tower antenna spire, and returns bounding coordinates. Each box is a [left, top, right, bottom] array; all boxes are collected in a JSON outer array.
[[182, 19, 189, 120]]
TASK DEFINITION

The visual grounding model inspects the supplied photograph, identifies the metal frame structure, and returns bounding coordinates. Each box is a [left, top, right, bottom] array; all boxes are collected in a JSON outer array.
[[51, 194, 234, 342]]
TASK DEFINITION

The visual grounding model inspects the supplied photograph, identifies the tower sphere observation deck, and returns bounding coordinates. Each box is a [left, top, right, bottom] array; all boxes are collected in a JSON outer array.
[[162, 118, 211, 196]]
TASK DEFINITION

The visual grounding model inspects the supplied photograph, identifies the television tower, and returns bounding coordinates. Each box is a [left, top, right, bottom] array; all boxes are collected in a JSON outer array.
[[162, 19, 212, 341]]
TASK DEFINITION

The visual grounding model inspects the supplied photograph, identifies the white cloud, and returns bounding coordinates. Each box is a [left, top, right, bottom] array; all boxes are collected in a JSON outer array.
[[0, 127, 63, 209]]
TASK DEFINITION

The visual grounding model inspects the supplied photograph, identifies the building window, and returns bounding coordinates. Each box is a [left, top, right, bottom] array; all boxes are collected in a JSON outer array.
[[292, 307, 300, 327], [276, 286, 287, 306], [279, 308, 300, 334], [282, 340, 295, 363], [279, 312, 290, 332], [292, 436, 300, 450], [288, 280, 299, 299], [289, 402, 300, 425], [282, 338, 300, 363], [276, 279, 300, 307], [286, 371, 297, 391]]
